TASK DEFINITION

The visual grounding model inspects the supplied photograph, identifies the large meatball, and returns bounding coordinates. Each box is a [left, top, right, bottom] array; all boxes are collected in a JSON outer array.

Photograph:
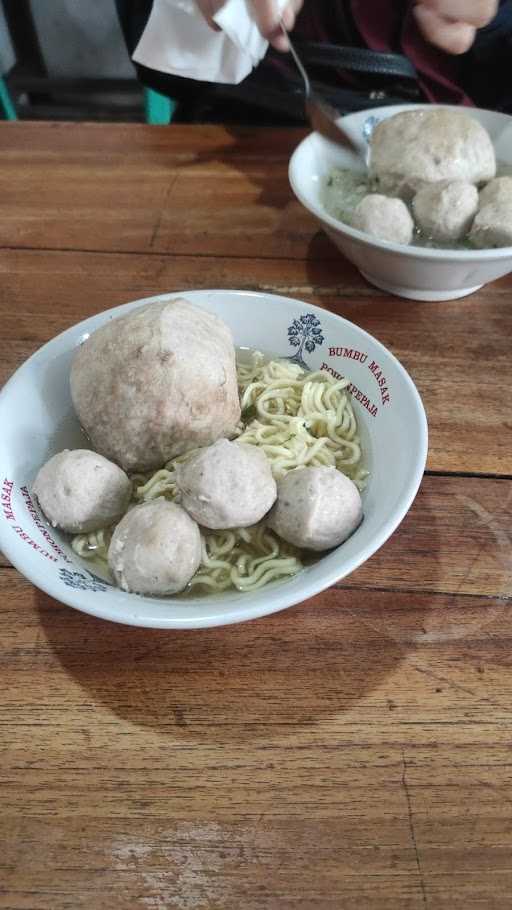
[[469, 202, 512, 248], [412, 180, 478, 243], [369, 109, 496, 200], [352, 194, 414, 245], [70, 298, 241, 472], [479, 176, 512, 208], [176, 439, 277, 529], [268, 466, 363, 552], [108, 499, 201, 595], [33, 449, 131, 534]]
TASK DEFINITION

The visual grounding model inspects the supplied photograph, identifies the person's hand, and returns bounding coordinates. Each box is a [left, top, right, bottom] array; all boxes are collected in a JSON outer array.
[[414, 0, 499, 54], [197, 0, 304, 51]]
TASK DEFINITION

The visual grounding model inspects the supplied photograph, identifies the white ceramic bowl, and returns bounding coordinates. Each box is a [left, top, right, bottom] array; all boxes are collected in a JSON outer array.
[[289, 104, 512, 301], [0, 290, 427, 628]]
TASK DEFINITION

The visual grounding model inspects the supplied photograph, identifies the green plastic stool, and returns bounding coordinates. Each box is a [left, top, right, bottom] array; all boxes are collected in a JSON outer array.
[[0, 76, 17, 120], [144, 88, 176, 125]]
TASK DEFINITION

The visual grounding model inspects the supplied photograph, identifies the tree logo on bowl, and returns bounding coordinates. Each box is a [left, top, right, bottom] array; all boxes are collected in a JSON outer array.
[[362, 115, 380, 144], [288, 314, 324, 369]]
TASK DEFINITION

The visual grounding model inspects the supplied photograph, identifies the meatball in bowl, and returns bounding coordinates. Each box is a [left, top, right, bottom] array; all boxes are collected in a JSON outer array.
[[0, 290, 427, 628], [289, 104, 512, 301]]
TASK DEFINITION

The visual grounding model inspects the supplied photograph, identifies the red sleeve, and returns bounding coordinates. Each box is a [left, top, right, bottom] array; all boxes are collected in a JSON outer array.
[[350, 0, 474, 104], [294, 0, 474, 105]]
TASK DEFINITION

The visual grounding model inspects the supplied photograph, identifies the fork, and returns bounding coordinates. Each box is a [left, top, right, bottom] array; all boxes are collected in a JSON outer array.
[[282, 24, 361, 155]]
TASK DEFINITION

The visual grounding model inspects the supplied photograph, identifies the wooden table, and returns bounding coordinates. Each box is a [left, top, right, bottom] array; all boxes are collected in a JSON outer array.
[[1, 122, 512, 910]]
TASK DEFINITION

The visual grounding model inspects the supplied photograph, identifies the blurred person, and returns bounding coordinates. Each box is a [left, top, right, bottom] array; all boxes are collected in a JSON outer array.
[[198, 0, 499, 56], [116, 0, 512, 120]]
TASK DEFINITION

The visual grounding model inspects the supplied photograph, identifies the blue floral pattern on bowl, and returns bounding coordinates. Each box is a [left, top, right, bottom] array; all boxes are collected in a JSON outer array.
[[59, 568, 108, 593]]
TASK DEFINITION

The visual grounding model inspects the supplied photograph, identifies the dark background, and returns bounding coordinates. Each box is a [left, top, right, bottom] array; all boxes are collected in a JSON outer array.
[[1, 0, 146, 122]]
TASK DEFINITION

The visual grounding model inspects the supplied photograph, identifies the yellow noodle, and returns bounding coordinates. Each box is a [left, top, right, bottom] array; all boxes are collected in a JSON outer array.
[[71, 352, 367, 594]]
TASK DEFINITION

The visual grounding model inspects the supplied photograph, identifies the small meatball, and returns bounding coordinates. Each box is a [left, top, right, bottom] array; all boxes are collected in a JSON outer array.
[[352, 194, 414, 245], [412, 181, 478, 243], [70, 298, 241, 472], [268, 466, 363, 552], [33, 449, 131, 534], [176, 439, 277, 529], [469, 202, 512, 249], [108, 499, 201, 596], [479, 176, 512, 208], [370, 109, 496, 199]]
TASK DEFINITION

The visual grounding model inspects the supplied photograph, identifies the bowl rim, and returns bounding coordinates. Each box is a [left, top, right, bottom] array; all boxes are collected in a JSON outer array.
[[0, 289, 429, 628], [289, 102, 512, 262]]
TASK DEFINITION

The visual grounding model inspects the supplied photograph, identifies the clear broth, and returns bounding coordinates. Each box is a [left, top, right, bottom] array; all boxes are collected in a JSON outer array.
[[323, 164, 512, 250]]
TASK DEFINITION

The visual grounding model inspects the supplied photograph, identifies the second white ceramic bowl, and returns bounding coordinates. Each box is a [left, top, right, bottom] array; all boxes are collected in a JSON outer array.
[[289, 104, 512, 301]]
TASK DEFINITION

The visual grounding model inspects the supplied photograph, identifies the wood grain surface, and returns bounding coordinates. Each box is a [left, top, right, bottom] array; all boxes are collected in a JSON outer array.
[[1, 123, 512, 910]]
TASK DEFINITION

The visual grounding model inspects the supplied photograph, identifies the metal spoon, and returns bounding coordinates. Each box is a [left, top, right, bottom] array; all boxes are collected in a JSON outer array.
[[282, 24, 362, 155]]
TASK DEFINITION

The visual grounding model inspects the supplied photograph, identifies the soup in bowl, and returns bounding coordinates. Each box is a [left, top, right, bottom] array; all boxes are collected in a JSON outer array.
[[0, 290, 428, 628], [289, 104, 512, 301]]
